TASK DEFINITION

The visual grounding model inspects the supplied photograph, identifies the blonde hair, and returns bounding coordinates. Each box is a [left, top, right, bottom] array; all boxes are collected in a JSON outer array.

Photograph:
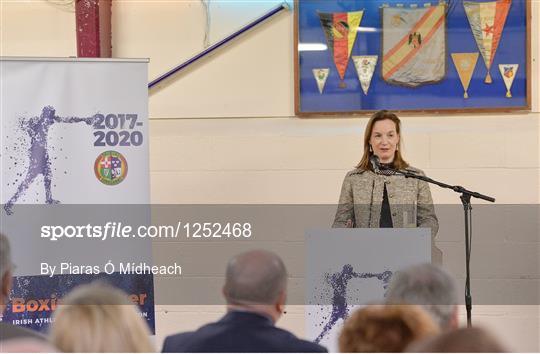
[[50, 282, 154, 353], [357, 110, 409, 171], [339, 305, 439, 352]]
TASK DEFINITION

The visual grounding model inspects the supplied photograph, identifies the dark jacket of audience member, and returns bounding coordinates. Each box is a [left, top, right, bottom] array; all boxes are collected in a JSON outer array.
[[162, 250, 326, 353], [162, 310, 325, 353], [339, 305, 439, 352], [0, 233, 46, 342], [407, 326, 508, 353]]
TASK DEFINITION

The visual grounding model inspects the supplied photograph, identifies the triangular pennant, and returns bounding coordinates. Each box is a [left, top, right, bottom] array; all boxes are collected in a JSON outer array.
[[463, 0, 511, 83], [312, 68, 330, 94], [451, 52, 479, 98], [318, 10, 364, 88], [498, 64, 518, 97], [352, 56, 378, 95]]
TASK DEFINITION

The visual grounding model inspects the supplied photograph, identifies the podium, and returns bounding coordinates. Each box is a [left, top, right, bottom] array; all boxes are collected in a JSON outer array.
[[305, 228, 431, 352]]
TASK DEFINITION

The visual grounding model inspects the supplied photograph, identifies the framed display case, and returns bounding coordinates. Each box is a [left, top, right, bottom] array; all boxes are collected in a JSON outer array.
[[294, 0, 531, 116]]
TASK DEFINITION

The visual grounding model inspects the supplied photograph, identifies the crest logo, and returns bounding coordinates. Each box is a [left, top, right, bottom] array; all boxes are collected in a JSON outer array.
[[503, 66, 514, 78], [408, 32, 422, 48], [94, 151, 128, 185]]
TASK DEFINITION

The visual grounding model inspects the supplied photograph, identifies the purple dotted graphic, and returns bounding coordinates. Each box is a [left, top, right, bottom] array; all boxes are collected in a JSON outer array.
[[312, 265, 392, 343], [3, 106, 94, 215]]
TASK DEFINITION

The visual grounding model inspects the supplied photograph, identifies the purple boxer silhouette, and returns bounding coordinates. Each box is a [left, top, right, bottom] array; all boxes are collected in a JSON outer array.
[[315, 265, 392, 343], [4, 106, 94, 215]]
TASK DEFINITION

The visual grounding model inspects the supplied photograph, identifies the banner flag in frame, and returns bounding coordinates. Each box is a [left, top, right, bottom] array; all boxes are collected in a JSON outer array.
[[463, 0, 512, 83], [451, 52, 480, 98], [352, 55, 378, 95], [498, 63, 519, 97], [318, 10, 364, 87], [381, 3, 446, 87], [312, 68, 330, 94]]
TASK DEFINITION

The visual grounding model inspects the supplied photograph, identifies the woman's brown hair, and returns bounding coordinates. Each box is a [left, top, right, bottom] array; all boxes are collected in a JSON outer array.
[[357, 110, 409, 171], [339, 305, 440, 352]]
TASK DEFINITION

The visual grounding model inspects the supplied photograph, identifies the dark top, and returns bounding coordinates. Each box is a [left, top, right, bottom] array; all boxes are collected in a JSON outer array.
[[162, 311, 327, 353], [380, 183, 394, 228]]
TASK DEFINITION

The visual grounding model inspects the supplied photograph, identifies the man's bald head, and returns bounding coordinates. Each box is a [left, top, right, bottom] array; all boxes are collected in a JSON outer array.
[[223, 250, 287, 305]]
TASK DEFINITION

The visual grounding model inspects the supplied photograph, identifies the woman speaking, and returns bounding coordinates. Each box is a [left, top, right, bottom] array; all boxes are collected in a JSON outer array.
[[333, 110, 438, 243]]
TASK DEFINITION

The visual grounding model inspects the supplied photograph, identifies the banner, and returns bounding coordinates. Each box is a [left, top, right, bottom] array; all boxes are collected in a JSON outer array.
[[381, 4, 446, 87], [464, 0, 511, 83], [498, 63, 518, 97], [451, 52, 480, 98], [318, 10, 364, 87], [0, 58, 154, 332], [312, 68, 330, 94], [352, 55, 378, 95]]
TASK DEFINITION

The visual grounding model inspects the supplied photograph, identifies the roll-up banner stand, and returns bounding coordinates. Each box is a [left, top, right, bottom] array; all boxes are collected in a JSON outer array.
[[0, 57, 154, 333]]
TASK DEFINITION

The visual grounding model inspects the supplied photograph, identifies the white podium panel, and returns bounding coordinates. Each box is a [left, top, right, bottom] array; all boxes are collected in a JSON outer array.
[[305, 228, 430, 352]]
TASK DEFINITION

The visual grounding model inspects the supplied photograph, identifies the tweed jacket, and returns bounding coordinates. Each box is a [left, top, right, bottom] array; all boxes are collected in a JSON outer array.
[[332, 166, 439, 239]]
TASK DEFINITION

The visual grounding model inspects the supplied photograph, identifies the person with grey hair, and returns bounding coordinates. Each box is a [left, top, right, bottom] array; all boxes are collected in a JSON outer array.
[[162, 249, 327, 353], [385, 263, 459, 330], [0, 233, 46, 341]]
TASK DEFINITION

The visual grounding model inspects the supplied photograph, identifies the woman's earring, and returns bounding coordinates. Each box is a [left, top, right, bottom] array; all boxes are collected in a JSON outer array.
[[396, 145, 399, 151], [369, 145, 373, 152]]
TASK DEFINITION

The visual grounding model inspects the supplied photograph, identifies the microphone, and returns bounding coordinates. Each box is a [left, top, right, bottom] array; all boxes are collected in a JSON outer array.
[[369, 155, 381, 172]]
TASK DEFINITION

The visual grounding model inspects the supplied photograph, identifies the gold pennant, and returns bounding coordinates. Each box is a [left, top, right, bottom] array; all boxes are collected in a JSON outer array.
[[451, 53, 479, 98]]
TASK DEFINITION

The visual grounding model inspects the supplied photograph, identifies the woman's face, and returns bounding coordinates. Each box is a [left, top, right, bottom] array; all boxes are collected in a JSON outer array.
[[369, 119, 400, 163]]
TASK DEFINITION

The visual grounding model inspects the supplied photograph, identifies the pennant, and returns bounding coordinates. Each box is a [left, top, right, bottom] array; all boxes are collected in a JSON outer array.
[[312, 68, 330, 94], [498, 64, 518, 97], [352, 55, 378, 95], [381, 3, 446, 87], [318, 10, 364, 88], [451, 52, 479, 98], [463, 0, 511, 83]]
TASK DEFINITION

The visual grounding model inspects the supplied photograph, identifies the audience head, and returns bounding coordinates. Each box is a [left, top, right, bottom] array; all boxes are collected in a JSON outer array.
[[339, 304, 440, 352], [407, 326, 508, 352], [0, 232, 13, 314], [223, 249, 288, 322], [50, 282, 154, 352], [385, 263, 459, 329]]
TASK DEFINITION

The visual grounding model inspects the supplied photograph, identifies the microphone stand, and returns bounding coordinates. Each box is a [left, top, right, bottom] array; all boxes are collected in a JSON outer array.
[[379, 166, 495, 327]]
